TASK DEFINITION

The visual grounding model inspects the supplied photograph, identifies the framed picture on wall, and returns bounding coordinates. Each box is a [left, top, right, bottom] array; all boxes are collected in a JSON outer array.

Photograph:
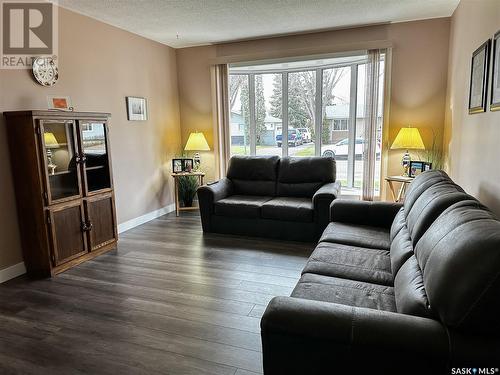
[[47, 95, 73, 111], [468, 40, 491, 114], [126, 96, 148, 121], [409, 161, 432, 178], [490, 31, 500, 111]]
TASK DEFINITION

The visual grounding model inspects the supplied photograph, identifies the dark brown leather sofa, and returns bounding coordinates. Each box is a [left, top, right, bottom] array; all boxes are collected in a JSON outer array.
[[261, 170, 500, 374], [197, 155, 340, 242]]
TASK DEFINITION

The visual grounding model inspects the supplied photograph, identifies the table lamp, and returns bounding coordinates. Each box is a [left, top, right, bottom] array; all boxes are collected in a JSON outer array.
[[184, 132, 210, 170], [390, 126, 425, 176], [44, 132, 59, 175]]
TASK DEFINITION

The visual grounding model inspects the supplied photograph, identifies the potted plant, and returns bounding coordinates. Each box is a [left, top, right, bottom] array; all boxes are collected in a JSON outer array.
[[178, 175, 199, 207], [418, 129, 443, 170]]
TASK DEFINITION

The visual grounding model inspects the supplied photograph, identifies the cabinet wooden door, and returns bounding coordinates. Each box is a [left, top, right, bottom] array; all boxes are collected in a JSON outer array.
[[48, 201, 88, 266], [84, 193, 117, 251]]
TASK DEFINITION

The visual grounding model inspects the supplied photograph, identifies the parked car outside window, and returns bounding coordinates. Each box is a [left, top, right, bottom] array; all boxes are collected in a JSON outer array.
[[296, 128, 312, 143], [276, 129, 303, 147], [321, 138, 381, 159]]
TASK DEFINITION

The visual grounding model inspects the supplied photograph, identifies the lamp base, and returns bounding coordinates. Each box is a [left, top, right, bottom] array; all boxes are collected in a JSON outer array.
[[401, 150, 411, 176], [193, 152, 201, 170]]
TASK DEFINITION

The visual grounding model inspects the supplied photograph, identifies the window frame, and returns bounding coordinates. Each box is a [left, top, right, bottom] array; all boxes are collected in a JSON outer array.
[[228, 54, 385, 191]]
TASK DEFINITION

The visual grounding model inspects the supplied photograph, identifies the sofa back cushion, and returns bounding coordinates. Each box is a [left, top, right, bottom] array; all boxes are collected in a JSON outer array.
[[403, 170, 453, 217], [277, 157, 335, 198], [226, 155, 279, 196], [390, 172, 470, 276], [413, 200, 500, 334], [390, 222, 414, 278], [391, 173, 475, 318], [405, 182, 471, 246], [394, 255, 434, 318]]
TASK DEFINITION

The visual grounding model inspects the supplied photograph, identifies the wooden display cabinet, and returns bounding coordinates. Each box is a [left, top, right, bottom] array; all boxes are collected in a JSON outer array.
[[4, 111, 118, 277]]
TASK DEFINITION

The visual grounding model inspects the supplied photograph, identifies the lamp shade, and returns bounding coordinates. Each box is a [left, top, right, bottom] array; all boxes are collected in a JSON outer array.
[[184, 132, 210, 151], [391, 127, 425, 150], [44, 132, 59, 148]]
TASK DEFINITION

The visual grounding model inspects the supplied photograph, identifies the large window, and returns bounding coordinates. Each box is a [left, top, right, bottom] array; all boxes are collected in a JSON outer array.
[[229, 52, 385, 196]]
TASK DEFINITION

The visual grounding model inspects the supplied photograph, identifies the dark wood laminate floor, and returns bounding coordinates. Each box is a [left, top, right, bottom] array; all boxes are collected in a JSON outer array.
[[0, 212, 314, 375]]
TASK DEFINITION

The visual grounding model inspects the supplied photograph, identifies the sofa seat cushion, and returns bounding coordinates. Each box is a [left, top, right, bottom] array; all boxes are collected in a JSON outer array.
[[320, 222, 391, 250], [303, 242, 393, 286], [214, 195, 272, 218], [261, 197, 314, 222], [291, 273, 396, 312]]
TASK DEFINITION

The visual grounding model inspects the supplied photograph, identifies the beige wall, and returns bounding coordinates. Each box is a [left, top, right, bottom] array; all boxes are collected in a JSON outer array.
[[176, 46, 217, 179], [444, 0, 500, 215], [177, 18, 451, 188], [0, 7, 181, 271]]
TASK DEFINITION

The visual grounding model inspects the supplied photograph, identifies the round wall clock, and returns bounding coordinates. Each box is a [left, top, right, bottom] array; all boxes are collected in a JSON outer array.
[[32, 57, 59, 87]]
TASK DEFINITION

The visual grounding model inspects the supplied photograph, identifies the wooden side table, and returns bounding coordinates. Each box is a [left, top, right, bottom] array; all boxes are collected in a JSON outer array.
[[171, 172, 205, 216], [385, 175, 414, 202]]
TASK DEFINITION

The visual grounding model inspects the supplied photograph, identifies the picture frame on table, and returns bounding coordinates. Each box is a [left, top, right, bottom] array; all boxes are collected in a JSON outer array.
[[172, 159, 183, 173], [126, 96, 148, 121], [182, 158, 194, 172], [469, 39, 491, 114], [490, 31, 500, 111], [409, 161, 432, 178]]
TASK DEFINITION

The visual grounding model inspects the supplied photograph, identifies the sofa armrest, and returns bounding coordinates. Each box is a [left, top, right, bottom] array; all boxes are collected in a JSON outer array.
[[261, 296, 449, 374], [313, 181, 341, 202], [330, 199, 402, 228], [197, 178, 233, 203], [313, 181, 341, 235], [197, 178, 233, 232]]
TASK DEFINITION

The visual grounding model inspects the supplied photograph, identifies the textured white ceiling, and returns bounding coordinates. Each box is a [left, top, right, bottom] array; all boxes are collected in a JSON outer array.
[[57, 0, 459, 48]]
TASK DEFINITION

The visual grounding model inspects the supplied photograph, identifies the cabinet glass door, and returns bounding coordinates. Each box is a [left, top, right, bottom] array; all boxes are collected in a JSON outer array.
[[79, 122, 112, 194], [41, 121, 81, 202]]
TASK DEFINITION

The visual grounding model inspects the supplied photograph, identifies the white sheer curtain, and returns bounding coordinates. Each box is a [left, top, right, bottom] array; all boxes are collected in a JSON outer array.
[[212, 64, 230, 178], [362, 50, 382, 201]]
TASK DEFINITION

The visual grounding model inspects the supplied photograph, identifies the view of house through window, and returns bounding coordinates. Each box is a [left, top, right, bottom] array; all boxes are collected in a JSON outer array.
[[229, 52, 385, 196]]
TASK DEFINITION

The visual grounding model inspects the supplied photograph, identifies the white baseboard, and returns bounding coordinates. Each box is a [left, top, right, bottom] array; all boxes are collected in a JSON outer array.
[[117, 203, 175, 234], [0, 204, 175, 284], [0, 262, 26, 284]]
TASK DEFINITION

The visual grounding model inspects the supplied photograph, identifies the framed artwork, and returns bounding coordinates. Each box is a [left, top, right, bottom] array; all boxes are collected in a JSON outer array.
[[47, 95, 73, 111], [182, 158, 194, 172], [490, 31, 500, 111], [469, 40, 491, 114], [172, 159, 183, 173], [409, 161, 432, 178], [126, 96, 147, 121]]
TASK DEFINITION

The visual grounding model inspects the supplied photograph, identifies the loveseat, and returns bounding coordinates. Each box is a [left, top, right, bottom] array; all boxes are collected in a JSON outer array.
[[261, 170, 500, 374], [197, 156, 340, 242]]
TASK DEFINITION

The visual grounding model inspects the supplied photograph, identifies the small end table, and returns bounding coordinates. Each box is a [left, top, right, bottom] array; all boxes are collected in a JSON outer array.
[[171, 171, 205, 216], [385, 175, 413, 202]]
